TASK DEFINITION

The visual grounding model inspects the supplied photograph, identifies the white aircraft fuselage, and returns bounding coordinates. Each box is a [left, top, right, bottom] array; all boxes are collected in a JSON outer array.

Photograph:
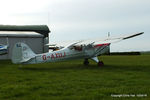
[[33, 44, 109, 64], [14, 43, 110, 64]]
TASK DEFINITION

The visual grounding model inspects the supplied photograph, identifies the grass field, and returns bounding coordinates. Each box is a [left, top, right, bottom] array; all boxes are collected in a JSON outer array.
[[0, 55, 150, 100]]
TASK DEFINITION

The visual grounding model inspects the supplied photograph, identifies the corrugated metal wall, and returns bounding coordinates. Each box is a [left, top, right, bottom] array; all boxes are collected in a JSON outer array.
[[0, 36, 44, 60]]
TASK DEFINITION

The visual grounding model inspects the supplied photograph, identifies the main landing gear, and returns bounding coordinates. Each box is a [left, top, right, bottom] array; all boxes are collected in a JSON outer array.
[[84, 58, 89, 66], [83, 57, 104, 67], [97, 61, 104, 66]]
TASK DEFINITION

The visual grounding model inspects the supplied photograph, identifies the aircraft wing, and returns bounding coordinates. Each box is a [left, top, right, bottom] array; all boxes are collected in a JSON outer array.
[[74, 32, 144, 46], [48, 32, 144, 50]]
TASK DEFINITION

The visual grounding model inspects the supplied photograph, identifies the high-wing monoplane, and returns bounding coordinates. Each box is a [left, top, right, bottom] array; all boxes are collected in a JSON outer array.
[[11, 32, 144, 66], [0, 44, 8, 55], [0, 38, 9, 55]]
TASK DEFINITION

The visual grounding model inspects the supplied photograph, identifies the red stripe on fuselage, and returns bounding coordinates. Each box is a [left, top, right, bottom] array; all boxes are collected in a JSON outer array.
[[94, 43, 110, 48]]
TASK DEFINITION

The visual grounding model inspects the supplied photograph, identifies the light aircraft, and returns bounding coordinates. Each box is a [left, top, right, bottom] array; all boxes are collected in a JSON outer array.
[[0, 44, 8, 55], [0, 38, 9, 55], [11, 32, 144, 66]]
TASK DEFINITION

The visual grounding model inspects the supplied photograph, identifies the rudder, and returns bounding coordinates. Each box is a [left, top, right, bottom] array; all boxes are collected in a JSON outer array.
[[11, 42, 36, 64]]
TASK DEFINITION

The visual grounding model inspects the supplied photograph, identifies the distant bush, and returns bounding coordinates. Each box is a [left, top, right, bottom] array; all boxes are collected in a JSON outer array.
[[141, 51, 150, 55], [104, 52, 141, 55]]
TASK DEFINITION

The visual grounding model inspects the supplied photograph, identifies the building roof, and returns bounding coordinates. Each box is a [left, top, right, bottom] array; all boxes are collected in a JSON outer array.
[[0, 31, 44, 38], [0, 25, 50, 37]]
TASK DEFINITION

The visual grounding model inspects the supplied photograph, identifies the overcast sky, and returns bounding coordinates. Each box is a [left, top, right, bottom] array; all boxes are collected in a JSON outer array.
[[0, 0, 149, 52]]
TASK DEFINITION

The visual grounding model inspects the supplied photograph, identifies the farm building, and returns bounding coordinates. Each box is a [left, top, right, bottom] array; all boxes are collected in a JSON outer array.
[[0, 25, 50, 60]]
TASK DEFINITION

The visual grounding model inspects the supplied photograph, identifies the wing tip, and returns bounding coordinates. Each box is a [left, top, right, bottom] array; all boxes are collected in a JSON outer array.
[[123, 32, 144, 40], [138, 32, 144, 35]]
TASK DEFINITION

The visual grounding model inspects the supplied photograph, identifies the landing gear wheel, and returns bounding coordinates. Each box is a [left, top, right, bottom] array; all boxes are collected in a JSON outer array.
[[84, 59, 89, 66], [98, 61, 104, 67]]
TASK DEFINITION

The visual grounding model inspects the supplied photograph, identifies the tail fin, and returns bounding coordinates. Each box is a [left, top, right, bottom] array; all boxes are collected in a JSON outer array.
[[11, 42, 36, 64]]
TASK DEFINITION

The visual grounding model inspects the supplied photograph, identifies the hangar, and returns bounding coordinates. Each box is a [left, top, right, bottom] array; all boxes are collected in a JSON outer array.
[[0, 25, 50, 60]]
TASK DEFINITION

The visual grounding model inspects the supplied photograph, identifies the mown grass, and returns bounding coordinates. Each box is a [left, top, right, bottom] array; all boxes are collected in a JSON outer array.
[[0, 55, 150, 100]]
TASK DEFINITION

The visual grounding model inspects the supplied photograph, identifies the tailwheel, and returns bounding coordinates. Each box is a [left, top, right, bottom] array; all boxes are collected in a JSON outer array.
[[98, 61, 104, 67], [84, 59, 89, 66]]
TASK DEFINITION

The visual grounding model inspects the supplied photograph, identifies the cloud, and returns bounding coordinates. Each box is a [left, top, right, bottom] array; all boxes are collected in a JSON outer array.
[[49, 0, 150, 31], [0, 0, 49, 14], [0, 0, 149, 51]]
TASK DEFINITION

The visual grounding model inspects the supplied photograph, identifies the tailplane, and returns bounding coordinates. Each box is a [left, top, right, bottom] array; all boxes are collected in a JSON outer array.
[[11, 42, 36, 64]]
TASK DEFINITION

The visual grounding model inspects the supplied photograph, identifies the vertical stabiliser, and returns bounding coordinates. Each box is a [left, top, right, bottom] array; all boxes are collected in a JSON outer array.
[[11, 42, 36, 64]]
